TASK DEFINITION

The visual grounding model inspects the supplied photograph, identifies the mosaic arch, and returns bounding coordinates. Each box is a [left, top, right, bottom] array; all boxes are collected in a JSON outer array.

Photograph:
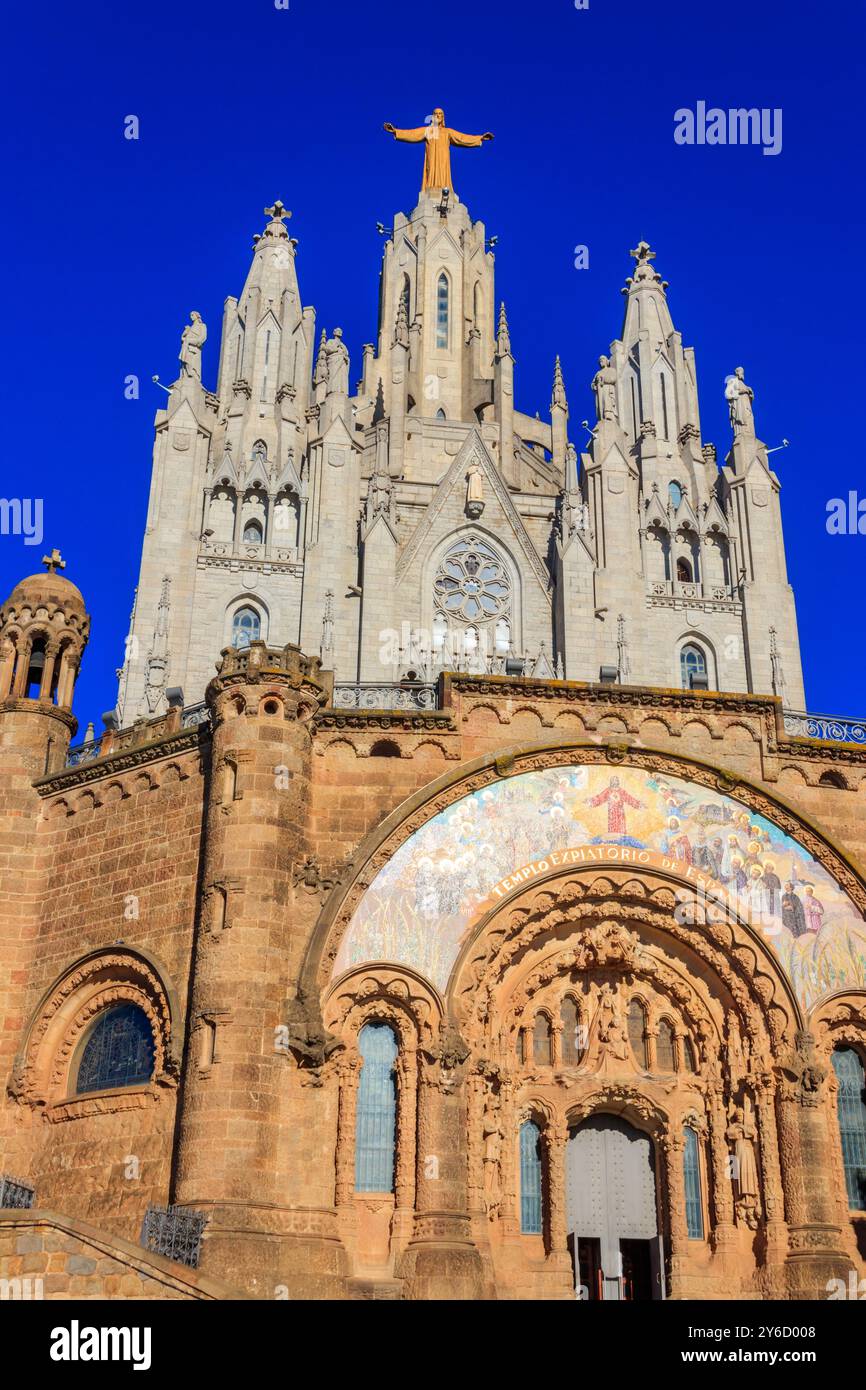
[[332, 763, 866, 1009]]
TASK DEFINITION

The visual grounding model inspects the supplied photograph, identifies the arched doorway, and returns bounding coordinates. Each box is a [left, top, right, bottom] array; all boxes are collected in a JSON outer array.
[[567, 1114, 663, 1301]]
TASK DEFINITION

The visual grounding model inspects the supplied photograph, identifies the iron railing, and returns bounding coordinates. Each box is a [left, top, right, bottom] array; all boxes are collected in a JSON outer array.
[[140, 1203, 208, 1269], [0, 1175, 35, 1210]]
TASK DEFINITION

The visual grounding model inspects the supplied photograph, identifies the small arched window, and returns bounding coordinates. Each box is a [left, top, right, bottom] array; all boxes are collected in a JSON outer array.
[[436, 273, 449, 349], [355, 1022, 398, 1193], [680, 642, 707, 689], [676, 556, 692, 583], [243, 520, 263, 544], [683, 1036, 697, 1074], [533, 1014, 553, 1067], [232, 606, 261, 650], [656, 1018, 677, 1073], [668, 480, 683, 509], [683, 1127, 704, 1239], [25, 639, 46, 700], [628, 999, 648, 1069], [75, 1004, 155, 1094], [560, 997, 583, 1066], [832, 1047, 866, 1211], [519, 1120, 543, 1234], [435, 408, 447, 421]]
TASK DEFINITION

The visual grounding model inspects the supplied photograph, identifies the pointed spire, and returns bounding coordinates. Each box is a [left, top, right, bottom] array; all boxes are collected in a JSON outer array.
[[313, 329, 328, 386], [551, 356, 568, 412], [621, 239, 670, 300], [496, 301, 511, 356]]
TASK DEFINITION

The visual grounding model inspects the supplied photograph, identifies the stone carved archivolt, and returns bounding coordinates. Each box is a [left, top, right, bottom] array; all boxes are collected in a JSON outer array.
[[9, 949, 177, 1120]]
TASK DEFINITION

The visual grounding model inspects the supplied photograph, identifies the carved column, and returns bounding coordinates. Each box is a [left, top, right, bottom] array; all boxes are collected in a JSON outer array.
[[11, 638, 31, 696], [663, 1128, 690, 1297], [38, 641, 59, 702], [776, 1035, 855, 1296], [707, 1090, 737, 1268], [392, 1049, 417, 1249], [754, 1073, 789, 1283], [543, 1120, 571, 1278], [499, 1077, 520, 1235], [396, 1046, 489, 1299], [334, 1054, 360, 1210]]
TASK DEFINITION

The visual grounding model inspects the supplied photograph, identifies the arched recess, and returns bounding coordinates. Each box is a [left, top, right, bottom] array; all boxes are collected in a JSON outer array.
[[307, 741, 866, 1296], [321, 966, 443, 1253], [8, 946, 180, 1118]]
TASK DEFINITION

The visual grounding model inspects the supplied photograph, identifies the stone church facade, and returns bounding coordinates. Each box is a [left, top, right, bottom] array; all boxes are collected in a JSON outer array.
[[0, 155, 864, 1301]]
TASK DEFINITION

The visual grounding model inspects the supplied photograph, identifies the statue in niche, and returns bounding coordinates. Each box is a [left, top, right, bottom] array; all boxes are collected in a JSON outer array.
[[208, 488, 235, 542], [465, 458, 484, 518], [482, 1100, 502, 1216], [591, 354, 618, 422], [596, 982, 629, 1062], [727, 1098, 761, 1229]]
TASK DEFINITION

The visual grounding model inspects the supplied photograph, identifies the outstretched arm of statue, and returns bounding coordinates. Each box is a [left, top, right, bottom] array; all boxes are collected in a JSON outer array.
[[384, 124, 427, 142], [448, 129, 494, 146]]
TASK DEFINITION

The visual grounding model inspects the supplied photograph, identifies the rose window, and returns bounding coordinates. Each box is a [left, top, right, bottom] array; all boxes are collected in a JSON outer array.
[[434, 538, 511, 624]]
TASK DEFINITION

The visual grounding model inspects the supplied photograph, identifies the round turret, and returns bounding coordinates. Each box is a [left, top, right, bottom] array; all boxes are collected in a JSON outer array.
[[0, 550, 90, 708]]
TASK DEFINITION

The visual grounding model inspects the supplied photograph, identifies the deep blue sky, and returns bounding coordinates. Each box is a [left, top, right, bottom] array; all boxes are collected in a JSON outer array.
[[3, 0, 864, 731]]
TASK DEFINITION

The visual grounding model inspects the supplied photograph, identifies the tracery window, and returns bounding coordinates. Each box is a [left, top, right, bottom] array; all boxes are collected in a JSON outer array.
[[433, 537, 511, 626], [519, 1120, 543, 1234], [656, 1018, 677, 1073], [832, 1047, 866, 1211], [683, 1126, 704, 1239], [75, 1004, 155, 1094], [232, 606, 260, 649], [560, 997, 583, 1065], [355, 1022, 398, 1193], [628, 999, 648, 1069], [532, 1013, 553, 1067], [680, 642, 707, 689]]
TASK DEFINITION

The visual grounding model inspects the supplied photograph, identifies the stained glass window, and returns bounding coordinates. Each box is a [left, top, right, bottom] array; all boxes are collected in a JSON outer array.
[[680, 643, 706, 688], [433, 537, 511, 626], [436, 273, 449, 349], [232, 606, 260, 649], [683, 1127, 704, 1239], [832, 1048, 866, 1211], [520, 1120, 543, 1234], [355, 1022, 398, 1193], [75, 1004, 155, 1094]]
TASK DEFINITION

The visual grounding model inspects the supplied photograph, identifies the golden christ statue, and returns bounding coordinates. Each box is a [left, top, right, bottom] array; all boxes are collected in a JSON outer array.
[[383, 108, 494, 193]]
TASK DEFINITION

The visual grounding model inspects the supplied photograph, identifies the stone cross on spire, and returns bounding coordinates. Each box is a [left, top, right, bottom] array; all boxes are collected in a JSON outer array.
[[264, 200, 291, 223], [630, 241, 656, 264], [42, 548, 66, 575]]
